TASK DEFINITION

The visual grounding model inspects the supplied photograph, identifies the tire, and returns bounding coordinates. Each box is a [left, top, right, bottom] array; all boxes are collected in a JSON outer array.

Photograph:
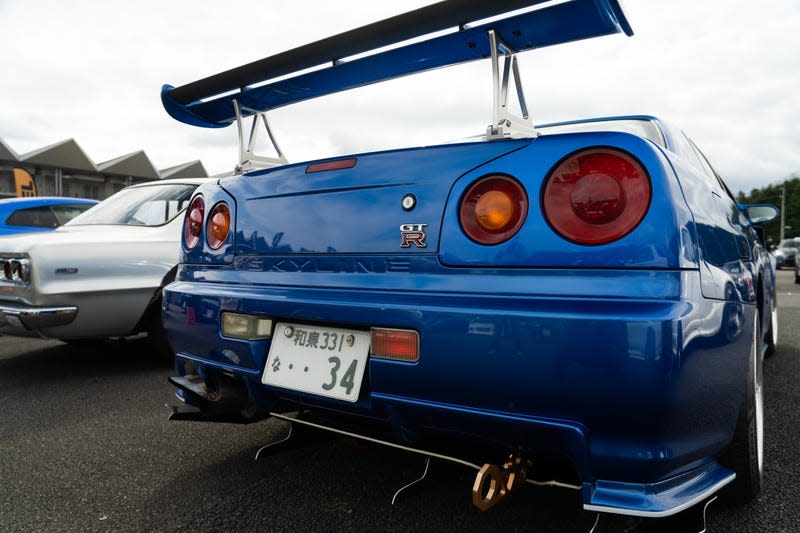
[[145, 268, 177, 363], [147, 296, 174, 362], [722, 310, 764, 504], [794, 270, 800, 284], [764, 297, 778, 357]]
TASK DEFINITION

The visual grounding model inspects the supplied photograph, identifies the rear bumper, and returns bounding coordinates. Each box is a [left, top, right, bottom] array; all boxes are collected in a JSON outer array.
[[0, 301, 77, 333], [163, 266, 751, 516]]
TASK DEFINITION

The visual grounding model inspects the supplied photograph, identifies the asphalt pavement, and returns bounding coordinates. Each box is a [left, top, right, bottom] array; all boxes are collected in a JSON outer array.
[[1, 271, 799, 532]]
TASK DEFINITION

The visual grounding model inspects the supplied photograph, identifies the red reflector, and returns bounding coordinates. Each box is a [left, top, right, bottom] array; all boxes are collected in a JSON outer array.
[[305, 158, 357, 173], [370, 328, 419, 362]]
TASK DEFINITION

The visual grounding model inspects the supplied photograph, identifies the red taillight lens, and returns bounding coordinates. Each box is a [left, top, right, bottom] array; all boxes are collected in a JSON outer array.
[[370, 328, 419, 362], [206, 202, 231, 250], [183, 196, 205, 250], [459, 175, 528, 245], [542, 149, 651, 245]]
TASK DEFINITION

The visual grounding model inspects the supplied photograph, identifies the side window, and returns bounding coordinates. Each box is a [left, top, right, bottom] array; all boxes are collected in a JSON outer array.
[[681, 133, 718, 184], [689, 141, 745, 220], [5, 206, 59, 228], [684, 134, 732, 195], [690, 142, 717, 181]]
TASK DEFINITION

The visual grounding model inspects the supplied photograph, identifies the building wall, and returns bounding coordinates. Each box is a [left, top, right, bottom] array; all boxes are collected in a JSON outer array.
[[0, 163, 153, 200]]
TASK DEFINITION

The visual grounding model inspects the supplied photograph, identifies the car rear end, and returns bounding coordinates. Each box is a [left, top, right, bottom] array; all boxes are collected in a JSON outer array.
[[163, 128, 746, 516]]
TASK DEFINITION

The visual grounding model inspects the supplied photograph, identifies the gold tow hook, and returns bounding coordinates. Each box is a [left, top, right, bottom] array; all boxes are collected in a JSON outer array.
[[471, 455, 527, 511]]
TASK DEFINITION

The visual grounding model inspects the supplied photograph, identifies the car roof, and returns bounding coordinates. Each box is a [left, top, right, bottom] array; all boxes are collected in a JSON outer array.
[[126, 177, 215, 188], [0, 196, 98, 217], [0, 196, 98, 207], [536, 115, 667, 147]]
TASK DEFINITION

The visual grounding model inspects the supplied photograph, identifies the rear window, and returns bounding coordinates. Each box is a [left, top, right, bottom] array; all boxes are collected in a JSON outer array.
[[67, 184, 197, 226], [538, 119, 665, 147], [5, 206, 59, 228]]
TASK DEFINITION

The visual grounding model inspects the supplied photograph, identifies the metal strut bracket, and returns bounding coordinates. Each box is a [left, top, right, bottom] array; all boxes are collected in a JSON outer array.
[[486, 30, 538, 140], [233, 99, 288, 173]]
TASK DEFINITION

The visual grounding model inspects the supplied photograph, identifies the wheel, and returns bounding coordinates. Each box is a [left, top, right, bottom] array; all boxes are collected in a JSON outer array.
[[794, 270, 800, 284], [764, 297, 778, 357], [722, 310, 763, 503]]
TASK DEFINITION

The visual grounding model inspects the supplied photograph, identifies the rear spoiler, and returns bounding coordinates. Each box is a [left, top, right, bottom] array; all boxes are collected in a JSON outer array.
[[162, 0, 632, 129]]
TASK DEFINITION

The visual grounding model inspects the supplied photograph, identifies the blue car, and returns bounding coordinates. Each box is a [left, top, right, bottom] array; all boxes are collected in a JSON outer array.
[[0, 196, 98, 236], [160, 0, 779, 519]]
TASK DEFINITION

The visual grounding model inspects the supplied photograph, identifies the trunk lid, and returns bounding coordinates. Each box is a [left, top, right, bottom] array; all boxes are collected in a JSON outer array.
[[225, 140, 530, 255]]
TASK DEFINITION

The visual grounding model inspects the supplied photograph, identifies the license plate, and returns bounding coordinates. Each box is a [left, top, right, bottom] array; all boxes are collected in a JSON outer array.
[[262, 322, 370, 402]]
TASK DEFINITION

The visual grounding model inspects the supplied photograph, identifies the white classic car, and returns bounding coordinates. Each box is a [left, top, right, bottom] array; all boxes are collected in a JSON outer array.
[[0, 177, 210, 351]]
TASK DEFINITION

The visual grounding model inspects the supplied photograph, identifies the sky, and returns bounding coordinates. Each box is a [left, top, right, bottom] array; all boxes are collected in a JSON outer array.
[[1, 0, 798, 194]]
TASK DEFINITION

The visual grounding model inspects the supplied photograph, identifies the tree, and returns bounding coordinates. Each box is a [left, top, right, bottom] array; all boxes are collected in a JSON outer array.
[[737, 175, 800, 244]]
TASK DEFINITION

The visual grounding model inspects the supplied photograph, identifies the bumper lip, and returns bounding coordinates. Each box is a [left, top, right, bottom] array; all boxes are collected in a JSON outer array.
[[0, 302, 78, 330], [583, 463, 735, 517]]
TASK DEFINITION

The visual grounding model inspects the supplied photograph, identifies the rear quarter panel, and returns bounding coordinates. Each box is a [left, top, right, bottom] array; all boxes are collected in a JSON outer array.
[[440, 132, 698, 269]]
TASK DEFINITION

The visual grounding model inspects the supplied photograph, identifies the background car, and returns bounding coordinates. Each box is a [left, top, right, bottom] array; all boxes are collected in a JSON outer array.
[[0, 196, 98, 236], [792, 238, 800, 283], [158, 0, 777, 521], [773, 238, 797, 269], [0, 178, 209, 354]]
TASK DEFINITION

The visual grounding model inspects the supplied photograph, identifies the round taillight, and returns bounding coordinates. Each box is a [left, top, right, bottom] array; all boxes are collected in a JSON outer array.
[[542, 149, 651, 245], [459, 175, 528, 245], [206, 202, 231, 250], [183, 196, 205, 250]]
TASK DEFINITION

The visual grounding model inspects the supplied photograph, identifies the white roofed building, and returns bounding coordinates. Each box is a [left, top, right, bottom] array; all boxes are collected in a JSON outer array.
[[0, 137, 207, 199]]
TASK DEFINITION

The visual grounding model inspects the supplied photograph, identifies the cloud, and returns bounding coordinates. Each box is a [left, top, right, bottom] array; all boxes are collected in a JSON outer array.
[[0, 0, 798, 193]]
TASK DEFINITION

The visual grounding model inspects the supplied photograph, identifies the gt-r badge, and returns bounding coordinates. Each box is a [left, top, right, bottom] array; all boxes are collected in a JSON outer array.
[[400, 223, 427, 248]]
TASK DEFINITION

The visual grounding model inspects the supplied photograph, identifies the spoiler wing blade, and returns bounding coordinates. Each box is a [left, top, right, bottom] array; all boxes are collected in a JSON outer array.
[[162, 0, 632, 128]]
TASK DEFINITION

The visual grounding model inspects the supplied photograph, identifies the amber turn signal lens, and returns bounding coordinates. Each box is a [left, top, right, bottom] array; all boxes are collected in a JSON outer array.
[[206, 202, 231, 250], [370, 328, 419, 362], [475, 190, 514, 230], [183, 196, 205, 250], [459, 175, 528, 245]]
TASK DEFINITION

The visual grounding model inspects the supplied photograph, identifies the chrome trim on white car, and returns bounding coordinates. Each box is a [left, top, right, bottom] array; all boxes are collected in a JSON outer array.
[[0, 303, 77, 330]]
